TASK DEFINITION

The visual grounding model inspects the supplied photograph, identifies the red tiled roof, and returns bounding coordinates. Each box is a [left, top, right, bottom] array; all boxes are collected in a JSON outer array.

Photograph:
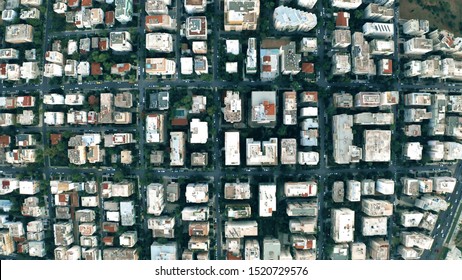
[[172, 118, 188, 126], [0, 64, 6, 75], [383, 59, 393, 74], [67, 0, 79, 7], [112, 63, 131, 73], [303, 91, 318, 102], [336, 12, 349, 28], [227, 252, 242, 260], [81, 0, 92, 7], [263, 56, 271, 62], [105, 11, 115, 26], [99, 38, 108, 51], [302, 62, 315, 73], [91, 62, 102, 75], [21, 96, 32, 107], [102, 236, 114, 245], [103, 224, 117, 233], [58, 194, 67, 203], [0, 135, 11, 147], [70, 192, 80, 207], [263, 101, 275, 116], [50, 134, 62, 145], [262, 65, 272, 72]]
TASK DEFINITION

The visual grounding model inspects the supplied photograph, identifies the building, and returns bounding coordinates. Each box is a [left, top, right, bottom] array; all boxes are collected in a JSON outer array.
[[148, 216, 175, 238], [284, 182, 317, 197], [400, 232, 434, 250], [104, 133, 134, 147], [273, 6, 317, 32], [224, 131, 240, 166], [150, 242, 177, 260], [109, 31, 132, 52], [370, 39, 394, 56], [403, 19, 430, 36], [289, 217, 317, 234], [331, 53, 351, 75], [146, 114, 165, 143], [363, 130, 391, 162], [375, 178, 394, 195], [331, 208, 354, 243], [246, 37, 257, 74], [353, 112, 394, 125], [362, 22, 394, 39], [364, 3, 393, 22], [149, 92, 169, 110], [280, 42, 301, 75], [194, 56, 208, 75], [260, 48, 280, 81], [404, 142, 423, 161], [119, 231, 137, 248], [0, 48, 19, 60], [120, 201, 135, 226], [280, 138, 297, 164], [443, 142, 462, 161], [333, 114, 362, 164], [182, 206, 208, 221], [259, 184, 276, 217], [331, 0, 361, 9], [145, 14, 176, 31], [298, 0, 317, 9], [441, 58, 462, 81], [362, 199, 393, 217], [332, 29, 351, 48], [192, 41, 207, 54], [399, 211, 424, 227], [377, 58, 393, 76], [432, 177, 457, 194], [189, 119, 208, 144], [222, 91, 242, 123], [169, 132, 185, 166], [115, 0, 133, 23], [147, 183, 165, 216], [351, 32, 376, 76], [362, 216, 387, 236], [368, 238, 389, 260], [250, 91, 277, 127], [224, 183, 251, 200], [346, 180, 361, 202], [185, 16, 207, 40], [0, 231, 14, 255], [146, 33, 173, 52], [146, 58, 176, 76], [246, 138, 278, 166], [350, 243, 366, 260], [404, 92, 432, 106], [298, 151, 319, 165], [145, 0, 170, 15], [225, 220, 258, 238], [263, 237, 280, 260], [286, 201, 318, 217], [245, 239, 260, 260], [428, 30, 462, 55], [185, 183, 209, 203], [227, 204, 251, 219], [281, 91, 298, 126], [224, 0, 260, 32], [5, 24, 33, 44], [53, 222, 74, 246], [184, 0, 206, 14], [404, 38, 433, 55], [6, 149, 36, 164], [103, 248, 138, 260]]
